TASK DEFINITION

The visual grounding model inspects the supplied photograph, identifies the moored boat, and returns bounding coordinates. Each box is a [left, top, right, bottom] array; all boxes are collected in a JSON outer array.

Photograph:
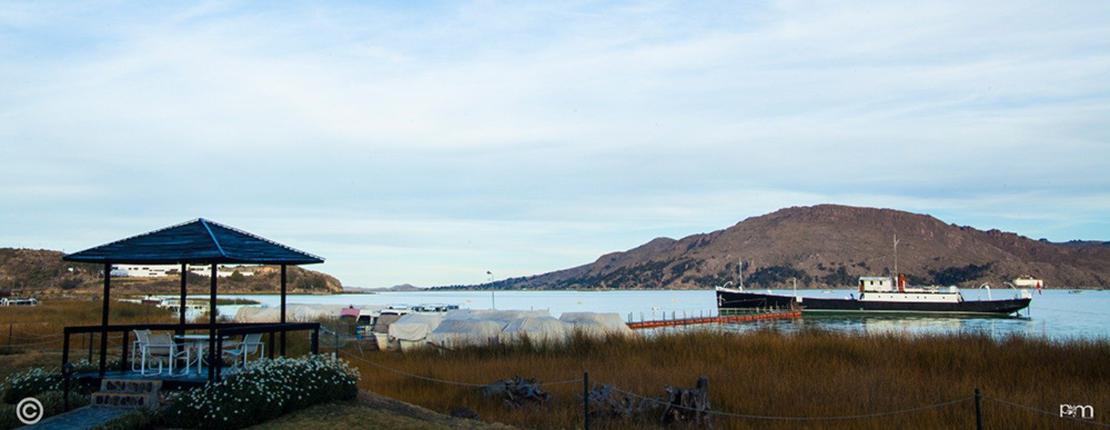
[[717, 275, 1031, 316]]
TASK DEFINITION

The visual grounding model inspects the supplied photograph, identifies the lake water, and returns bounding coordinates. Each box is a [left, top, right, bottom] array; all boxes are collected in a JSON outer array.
[[211, 289, 1110, 340]]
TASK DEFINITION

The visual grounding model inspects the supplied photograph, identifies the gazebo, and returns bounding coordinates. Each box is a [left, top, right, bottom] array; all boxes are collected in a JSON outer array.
[[61, 218, 324, 389]]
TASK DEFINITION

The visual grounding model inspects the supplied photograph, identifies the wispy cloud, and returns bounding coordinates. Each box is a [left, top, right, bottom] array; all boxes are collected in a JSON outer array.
[[1, 1, 1108, 286]]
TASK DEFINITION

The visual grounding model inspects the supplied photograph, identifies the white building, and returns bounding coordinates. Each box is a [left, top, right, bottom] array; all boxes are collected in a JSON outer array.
[[110, 265, 179, 278], [111, 264, 255, 278], [188, 265, 256, 278]]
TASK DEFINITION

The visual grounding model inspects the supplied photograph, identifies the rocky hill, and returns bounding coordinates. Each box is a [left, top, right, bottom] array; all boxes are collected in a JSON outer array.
[[447, 205, 1110, 290], [0, 248, 343, 295]]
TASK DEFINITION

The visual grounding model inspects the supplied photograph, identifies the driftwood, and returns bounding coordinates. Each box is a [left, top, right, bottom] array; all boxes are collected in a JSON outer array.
[[481, 376, 551, 408], [660, 376, 712, 427], [587, 384, 658, 418]]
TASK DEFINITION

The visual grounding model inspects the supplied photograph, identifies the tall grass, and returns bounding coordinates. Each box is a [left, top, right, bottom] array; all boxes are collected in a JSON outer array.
[[345, 328, 1110, 429], [0, 300, 177, 379]]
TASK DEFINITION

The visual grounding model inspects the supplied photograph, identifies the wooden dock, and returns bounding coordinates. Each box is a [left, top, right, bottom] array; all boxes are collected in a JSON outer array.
[[626, 310, 801, 330]]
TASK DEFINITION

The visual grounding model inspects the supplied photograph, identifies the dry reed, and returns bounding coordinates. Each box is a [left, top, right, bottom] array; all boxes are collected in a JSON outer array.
[[345, 328, 1110, 429]]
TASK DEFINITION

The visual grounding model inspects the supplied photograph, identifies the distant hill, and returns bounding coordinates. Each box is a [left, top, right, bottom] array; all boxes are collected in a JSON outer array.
[[384, 283, 423, 291], [345, 284, 424, 293], [439, 204, 1110, 290], [0, 248, 343, 295]]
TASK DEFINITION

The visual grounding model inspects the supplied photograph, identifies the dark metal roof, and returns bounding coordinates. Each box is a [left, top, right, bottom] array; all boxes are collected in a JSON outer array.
[[62, 218, 324, 265]]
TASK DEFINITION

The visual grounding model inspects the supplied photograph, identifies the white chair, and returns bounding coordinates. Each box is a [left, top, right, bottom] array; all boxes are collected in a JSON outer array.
[[132, 330, 188, 376], [222, 333, 265, 368]]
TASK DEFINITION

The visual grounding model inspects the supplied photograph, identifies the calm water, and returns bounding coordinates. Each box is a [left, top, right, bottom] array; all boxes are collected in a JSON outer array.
[[212, 289, 1110, 340]]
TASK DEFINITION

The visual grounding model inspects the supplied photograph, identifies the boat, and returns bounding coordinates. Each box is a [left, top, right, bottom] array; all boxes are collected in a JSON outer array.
[[716, 275, 1031, 316], [366, 304, 462, 350], [1012, 276, 1044, 290], [0, 297, 38, 306], [371, 308, 410, 351]]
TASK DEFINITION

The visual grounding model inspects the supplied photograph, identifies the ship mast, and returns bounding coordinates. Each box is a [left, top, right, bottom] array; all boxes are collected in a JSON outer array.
[[737, 257, 744, 290], [893, 234, 900, 277]]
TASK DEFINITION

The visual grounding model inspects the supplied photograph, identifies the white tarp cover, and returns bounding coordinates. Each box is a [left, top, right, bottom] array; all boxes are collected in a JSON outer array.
[[427, 319, 506, 347], [388, 313, 445, 341], [559, 312, 635, 337], [499, 316, 572, 344], [233, 304, 347, 323], [442, 309, 549, 323]]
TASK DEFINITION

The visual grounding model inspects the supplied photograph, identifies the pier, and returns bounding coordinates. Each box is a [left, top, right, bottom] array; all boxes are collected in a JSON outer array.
[[626, 309, 801, 330]]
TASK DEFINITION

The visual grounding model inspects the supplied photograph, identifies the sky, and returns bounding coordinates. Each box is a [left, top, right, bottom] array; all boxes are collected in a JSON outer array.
[[2, 1, 1109, 288]]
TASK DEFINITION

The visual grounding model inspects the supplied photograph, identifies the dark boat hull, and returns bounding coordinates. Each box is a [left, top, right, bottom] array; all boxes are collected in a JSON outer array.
[[716, 289, 1030, 316]]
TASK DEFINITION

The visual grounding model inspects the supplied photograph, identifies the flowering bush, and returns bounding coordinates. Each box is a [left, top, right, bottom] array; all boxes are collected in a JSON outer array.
[[165, 356, 360, 429], [1, 367, 61, 404]]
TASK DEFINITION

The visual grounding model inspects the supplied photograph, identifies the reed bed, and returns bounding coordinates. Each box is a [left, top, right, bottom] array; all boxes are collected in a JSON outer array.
[[345, 328, 1110, 429], [0, 300, 178, 379]]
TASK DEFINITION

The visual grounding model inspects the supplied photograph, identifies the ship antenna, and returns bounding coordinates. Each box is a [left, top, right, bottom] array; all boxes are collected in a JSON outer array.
[[893, 234, 900, 277], [738, 257, 744, 290]]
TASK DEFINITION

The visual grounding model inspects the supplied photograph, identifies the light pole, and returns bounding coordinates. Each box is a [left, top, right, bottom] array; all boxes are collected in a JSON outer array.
[[487, 270, 495, 310]]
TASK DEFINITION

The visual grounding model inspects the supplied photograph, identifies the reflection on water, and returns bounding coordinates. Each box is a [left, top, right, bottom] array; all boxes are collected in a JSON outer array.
[[197, 289, 1110, 340], [730, 314, 1043, 339]]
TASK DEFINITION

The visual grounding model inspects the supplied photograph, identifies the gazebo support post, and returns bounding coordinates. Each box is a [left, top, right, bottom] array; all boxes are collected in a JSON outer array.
[[208, 263, 217, 382], [280, 264, 287, 356], [99, 263, 110, 377], [178, 263, 187, 336]]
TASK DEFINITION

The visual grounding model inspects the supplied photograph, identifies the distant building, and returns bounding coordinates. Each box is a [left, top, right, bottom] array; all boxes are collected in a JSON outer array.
[[111, 265, 178, 278], [110, 264, 255, 278], [188, 265, 256, 278]]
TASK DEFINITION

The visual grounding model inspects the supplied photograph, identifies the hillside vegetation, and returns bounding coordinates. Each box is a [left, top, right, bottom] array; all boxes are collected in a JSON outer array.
[[441, 205, 1110, 290], [0, 248, 343, 295]]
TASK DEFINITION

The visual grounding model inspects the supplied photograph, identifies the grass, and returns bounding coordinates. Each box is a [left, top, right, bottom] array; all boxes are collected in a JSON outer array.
[[343, 329, 1110, 429], [0, 299, 323, 381], [0, 300, 178, 379], [251, 391, 513, 430], [5, 301, 1109, 429]]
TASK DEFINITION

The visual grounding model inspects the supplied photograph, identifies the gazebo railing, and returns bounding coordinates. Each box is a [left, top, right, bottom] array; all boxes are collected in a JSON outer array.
[[214, 323, 320, 379], [61, 322, 321, 411]]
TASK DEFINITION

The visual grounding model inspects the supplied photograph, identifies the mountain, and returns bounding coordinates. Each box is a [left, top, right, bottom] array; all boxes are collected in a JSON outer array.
[[384, 283, 423, 291], [0, 248, 344, 295], [448, 205, 1110, 290]]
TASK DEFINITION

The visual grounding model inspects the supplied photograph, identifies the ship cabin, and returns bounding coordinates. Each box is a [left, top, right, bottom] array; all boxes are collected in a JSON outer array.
[[857, 275, 962, 303]]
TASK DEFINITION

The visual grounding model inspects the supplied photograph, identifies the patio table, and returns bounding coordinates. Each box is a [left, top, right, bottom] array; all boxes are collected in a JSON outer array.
[[174, 334, 230, 375]]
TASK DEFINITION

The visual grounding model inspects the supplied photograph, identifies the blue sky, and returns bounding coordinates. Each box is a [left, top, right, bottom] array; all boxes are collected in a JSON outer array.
[[2, 1, 1109, 287]]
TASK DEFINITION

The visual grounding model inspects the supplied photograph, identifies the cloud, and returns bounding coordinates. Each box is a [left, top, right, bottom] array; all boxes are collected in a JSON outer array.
[[1, 0, 1108, 286]]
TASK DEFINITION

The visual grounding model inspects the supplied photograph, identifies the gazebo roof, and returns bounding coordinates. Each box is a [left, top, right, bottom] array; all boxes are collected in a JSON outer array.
[[63, 218, 324, 265]]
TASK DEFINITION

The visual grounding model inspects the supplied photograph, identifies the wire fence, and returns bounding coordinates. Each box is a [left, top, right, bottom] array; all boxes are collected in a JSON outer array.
[[5, 322, 1107, 427], [339, 348, 1073, 427], [986, 396, 1110, 428]]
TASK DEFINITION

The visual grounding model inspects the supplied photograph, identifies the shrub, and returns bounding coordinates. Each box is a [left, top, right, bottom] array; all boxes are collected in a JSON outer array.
[[165, 355, 359, 429], [2, 367, 61, 404]]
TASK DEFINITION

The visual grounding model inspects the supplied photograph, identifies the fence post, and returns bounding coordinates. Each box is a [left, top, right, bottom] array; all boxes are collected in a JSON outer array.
[[62, 332, 70, 411], [215, 332, 223, 381], [974, 388, 983, 430], [87, 332, 93, 363], [120, 331, 129, 372], [583, 370, 590, 430], [6, 323, 11, 352], [333, 327, 339, 361]]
